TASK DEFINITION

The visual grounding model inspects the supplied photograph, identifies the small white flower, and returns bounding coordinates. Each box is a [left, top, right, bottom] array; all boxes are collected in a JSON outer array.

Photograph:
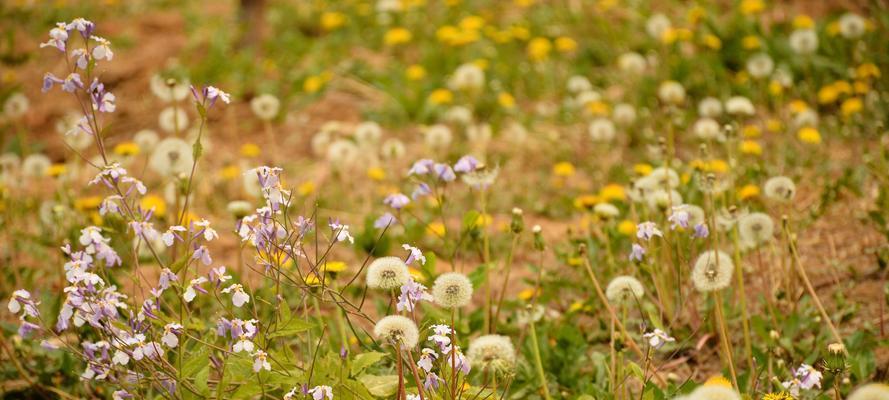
[[222, 284, 250, 307]]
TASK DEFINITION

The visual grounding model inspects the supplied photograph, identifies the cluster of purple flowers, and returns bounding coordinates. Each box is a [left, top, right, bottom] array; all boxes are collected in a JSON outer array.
[[415, 324, 471, 392]]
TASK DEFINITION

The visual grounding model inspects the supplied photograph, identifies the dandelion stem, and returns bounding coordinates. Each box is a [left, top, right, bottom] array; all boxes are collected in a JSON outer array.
[[528, 318, 552, 400], [730, 227, 755, 384], [713, 291, 739, 389]]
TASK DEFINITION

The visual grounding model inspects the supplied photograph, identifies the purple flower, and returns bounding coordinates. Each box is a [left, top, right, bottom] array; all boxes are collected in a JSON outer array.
[[432, 163, 456, 182], [374, 212, 397, 229], [453, 155, 479, 173], [383, 193, 410, 210], [424, 372, 443, 391], [402, 244, 426, 265], [307, 385, 333, 400], [18, 321, 41, 338], [408, 159, 435, 175], [636, 221, 662, 241], [668, 205, 690, 230], [39, 22, 68, 52], [629, 243, 645, 262], [411, 183, 431, 199], [692, 223, 709, 239], [396, 278, 432, 312], [192, 85, 232, 107], [67, 18, 95, 38]]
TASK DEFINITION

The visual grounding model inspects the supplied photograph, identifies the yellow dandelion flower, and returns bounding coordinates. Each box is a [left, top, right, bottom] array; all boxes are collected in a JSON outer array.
[[408, 267, 425, 281], [586, 100, 610, 115], [789, 100, 809, 113], [436, 25, 460, 43], [742, 124, 761, 138], [687, 6, 706, 25], [738, 184, 760, 200], [384, 27, 412, 46], [834, 80, 852, 95], [766, 118, 783, 133], [518, 288, 538, 301], [114, 142, 139, 156], [841, 98, 863, 116], [220, 165, 240, 180], [405, 64, 426, 81], [510, 25, 531, 40], [705, 375, 732, 388], [527, 37, 552, 61], [472, 58, 489, 70], [427, 221, 446, 237], [240, 143, 261, 158], [568, 301, 584, 312], [75, 196, 103, 211], [573, 194, 599, 210], [297, 181, 316, 196], [853, 81, 869, 95], [793, 15, 814, 29], [827, 21, 840, 36], [514, 0, 535, 7], [769, 80, 784, 96], [475, 213, 492, 227], [322, 261, 347, 273], [553, 161, 576, 177], [304, 73, 331, 93], [817, 85, 839, 104], [740, 140, 762, 155], [708, 159, 729, 173], [762, 392, 793, 400], [634, 163, 653, 176], [367, 166, 386, 181], [740, 0, 765, 15], [599, 184, 626, 202], [660, 28, 679, 44], [140, 195, 167, 217], [618, 220, 637, 236], [742, 35, 761, 49], [498, 92, 516, 109], [567, 257, 584, 267], [304, 274, 322, 286], [555, 36, 578, 53], [428, 89, 453, 105], [47, 163, 67, 178], [702, 34, 722, 50], [797, 126, 822, 144], [320, 11, 346, 31], [856, 63, 881, 79], [459, 15, 485, 31]]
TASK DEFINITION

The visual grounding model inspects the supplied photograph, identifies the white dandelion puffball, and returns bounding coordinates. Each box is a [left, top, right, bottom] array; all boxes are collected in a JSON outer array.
[[686, 204, 706, 226], [643, 167, 680, 189], [0, 153, 20, 173], [380, 138, 406, 159], [366, 256, 410, 290], [431, 272, 473, 308], [466, 123, 492, 145], [645, 14, 671, 39], [606, 276, 645, 305], [698, 97, 723, 118], [838, 13, 866, 39], [3, 93, 29, 119], [468, 334, 515, 372], [764, 176, 796, 202], [691, 250, 734, 292], [737, 212, 774, 247], [847, 383, 889, 400], [688, 385, 741, 400], [424, 124, 453, 150], [567, 75, 593, 93], [449, 63, 485, 92], [444, 106, 473, 125], [134, 129, 160, 152], [725, 96, 755, 116], [612, 103, 637, 126], [158, 106, 189, 133], [594, 203, 620, 219], [326, 139, 360, 168], [149, 74, 190, 102], [374, 315, 419, 348], [22, 154, 51, 178], [746, 53, 774, 79], [693, 118, 723, 141], [149, 138, 193, 177], [502, 121, 528, 144], [250, 94, 280, 121], [354, 121, 383, 147], [618, 52, 647, 75], [588, 118, 616, 142], [658, 81, 686, 104], [792, 109, 819, 129], [789, 29, 818, 55], [311, 130, 332, 157]]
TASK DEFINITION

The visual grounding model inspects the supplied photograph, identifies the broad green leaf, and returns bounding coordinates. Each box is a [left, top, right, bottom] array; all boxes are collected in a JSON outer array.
[[268, 317, 314, 338], [350, 351, 387, 376], [357, 374, 399, 397]]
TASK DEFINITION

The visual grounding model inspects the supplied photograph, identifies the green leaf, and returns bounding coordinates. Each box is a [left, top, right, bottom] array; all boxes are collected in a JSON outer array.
[[268, 317, 314, 338], [357, 374, 399, 397], [351, 352, 387, 376], [232, 382, 263, 400]]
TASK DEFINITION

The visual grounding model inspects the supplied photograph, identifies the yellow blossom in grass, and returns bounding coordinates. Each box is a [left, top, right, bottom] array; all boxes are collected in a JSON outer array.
[[427, 221, 446, 237], [320, 11, 346, 31], [567, 257, 584, 267], [705, 375, 732, 388], [568, 301, 584, 312], [708, 159, 729, 173], [766, 118, 782, 133], [510, 25, 530, 40], [742, 124, 761, 138], [618, 220, 637, 236], [474, 213, 492, 227], [789, 100, 809, 113], [738, 184, 760, 200], [553, 161, 575, 177], [573, 194, 599, 210], [472, 59, 489, 70], [793, 15, 814, 29], [687, 6, 706, 25], [304, 274, 321, 286], [681, 172, 691, 184], [555, 36, 578, 53], [298, 181, 316, 196], [140, 194, 167, 217], [436, 25, 460, 43], [834, 81, 852, 95], [798, 126, 822, 144], [367, 166, 386, 181], [856, 63, 881, 79], [735, 71, 750, 84], [240, 143, 261, 158], [769, 80, 784, 96], [408, 267, 424, 281], [114, 142, 139, 156], [48, 164, 67, 178], [827, 21, 840, 36], [586, 101, 610, 116], [514, 0, 535, 7], [459, 15, 485, 31], [634, 163, 653, 176], [527, 37, 552, 61], [428, 89, 453, 105], [304, 72, 332, 93], [599, 184, 626, 202], [817, 85, 839, 104], [853, 81, 869, 95], [740, 0, 764, 15], [498, 92, 516, 109], [384, 27, 412, 46], [405, 65, 426, 81], [702, 34, 722, 50], [75, 196, 103, 211], [89, 212, 103, 226], [220, 165, 240, 180], [841, 98, 863, 117], [762, 392, 793, 400], [742, 35, 761, 49], [740, 140, 762, 156], [518, 288, 538, 301], [661, 28, 679, 44], [322, 261, 347, 273]]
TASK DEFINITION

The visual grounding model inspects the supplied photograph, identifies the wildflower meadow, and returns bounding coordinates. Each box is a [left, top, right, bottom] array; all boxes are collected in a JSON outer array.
[[2, 1, 889, 399]]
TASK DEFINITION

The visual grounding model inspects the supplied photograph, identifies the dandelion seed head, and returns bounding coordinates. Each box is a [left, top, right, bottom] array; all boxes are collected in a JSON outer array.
[[467, 334, 515, 373], [366, 256, 410, 290], [588, 118, 616, 142], [354, 121, 383, 146], [158, 106, 189, 133], [738, 212, 774, 248], [789, 29, 818, 55], [691, 250, 734, 292], [149, 138, 193, 177], [431, 272, 473, 308], [606, 276, 645, 305], [689, 385, 741, 400], [764, 176, 796, 202], [373, 315, 419, 348], [847, 383, 889, 400], [698, 97, 723, 118], [250, 94, 280, 121]]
